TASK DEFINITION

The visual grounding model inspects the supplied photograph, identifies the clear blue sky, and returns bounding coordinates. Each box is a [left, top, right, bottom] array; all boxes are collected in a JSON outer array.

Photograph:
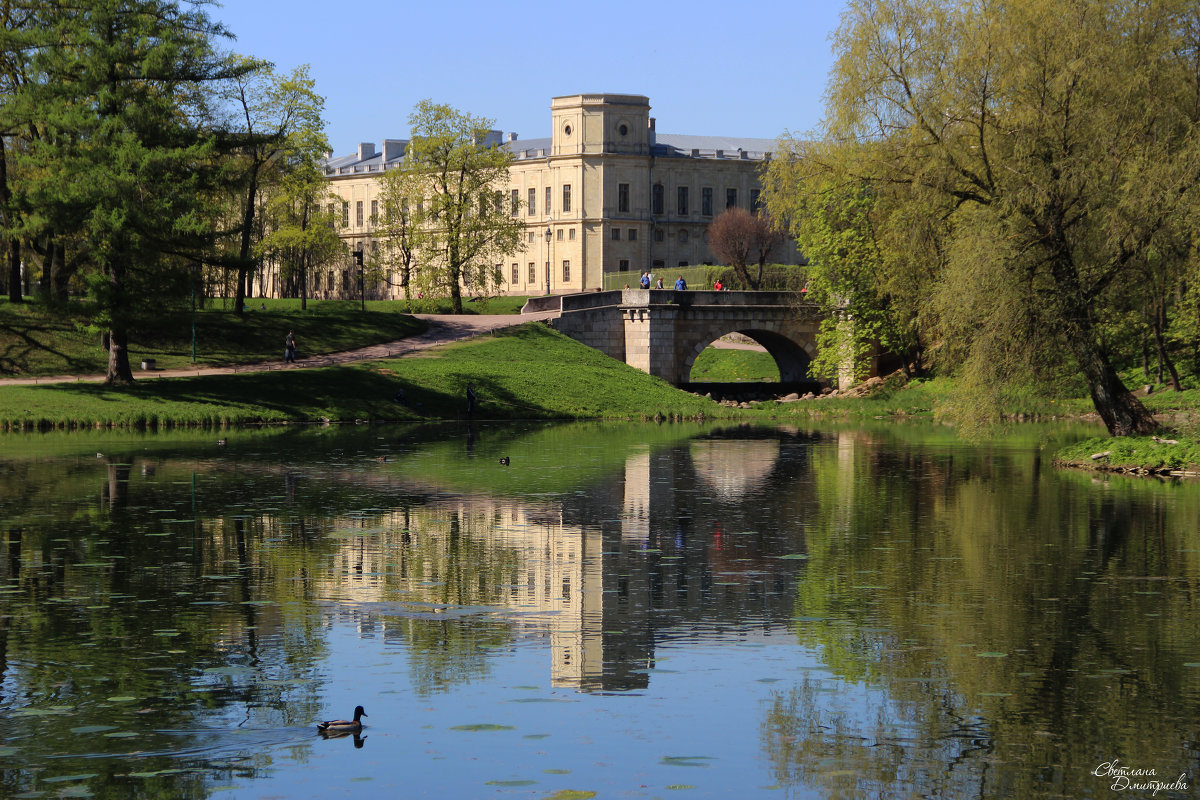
[[210, 0, 846, 156]]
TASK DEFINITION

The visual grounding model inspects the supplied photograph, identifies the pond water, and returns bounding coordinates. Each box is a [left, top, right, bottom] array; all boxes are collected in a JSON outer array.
[[0, 421, 1197, 799]]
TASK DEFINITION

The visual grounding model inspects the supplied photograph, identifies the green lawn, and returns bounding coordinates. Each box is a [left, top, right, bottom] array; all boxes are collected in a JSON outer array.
[[689, 347, 780, 382], [0, 297, 543, 377], [0, 323, 727, 430]]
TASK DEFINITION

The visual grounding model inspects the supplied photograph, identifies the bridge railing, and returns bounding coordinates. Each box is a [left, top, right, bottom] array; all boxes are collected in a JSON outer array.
[[521, 289, 814, 315]]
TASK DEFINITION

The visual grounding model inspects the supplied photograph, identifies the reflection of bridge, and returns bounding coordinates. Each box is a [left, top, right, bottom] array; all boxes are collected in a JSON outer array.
[[525, 290, 824, 386]]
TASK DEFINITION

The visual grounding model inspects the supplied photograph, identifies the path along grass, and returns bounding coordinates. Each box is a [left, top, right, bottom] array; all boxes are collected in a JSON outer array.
[[0, 324, 726, 431], [0, 297, 531, 377]]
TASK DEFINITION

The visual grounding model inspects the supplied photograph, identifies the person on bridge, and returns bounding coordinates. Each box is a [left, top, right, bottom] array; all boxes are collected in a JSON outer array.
[[674, 275, 687, 291], [640, 271, 651, 289]]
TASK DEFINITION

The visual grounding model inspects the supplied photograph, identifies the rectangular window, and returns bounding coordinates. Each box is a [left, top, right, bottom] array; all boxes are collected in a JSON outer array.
[[702, 187, 713, 216], [618, 183, 629, 213], [370, 199, 378, 223], [619, 258, 630, 270], [556, 229, 563, 241], [677, 186, 689, 216], [562, 184, 571, 213], [341, 201, 349, 227], [726, 188, 737, 209], [511, 188, 519, 216], [652, 184, 664, 216], [528, 231, 535, 243], [750, 188, 761, 211], [356, 200, 364, 226], [628, 228, 637, 241], [545, 186, 551, 216], [654, 229, 664, 242], [562, 260, 570, 282], [528, 262, 536, 283], [512, 263, 519, 285], [528, 187, 536, 216], [569, 228, 576, 240], [611, 228, 620, 241]]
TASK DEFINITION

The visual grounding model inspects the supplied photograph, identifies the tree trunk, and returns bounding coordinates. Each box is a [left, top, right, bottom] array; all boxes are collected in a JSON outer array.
[[6, 236, 20, 304], [105, 326, 135, 384], [1153, 297, 1182, 391], [300, 249, 308, 311]]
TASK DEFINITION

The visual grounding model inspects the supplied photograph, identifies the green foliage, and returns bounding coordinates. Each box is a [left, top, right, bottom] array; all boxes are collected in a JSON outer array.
[[7, 0, 256, 382], [772, 0, 1200, 435], [389, 100, 524, 312]]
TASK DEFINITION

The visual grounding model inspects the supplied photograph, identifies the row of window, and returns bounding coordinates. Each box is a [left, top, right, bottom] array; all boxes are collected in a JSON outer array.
[[510, 261, 571, 284], [617, 184, 761, 216], [513, 184, 573, 217], [337, 182, 760, 227]]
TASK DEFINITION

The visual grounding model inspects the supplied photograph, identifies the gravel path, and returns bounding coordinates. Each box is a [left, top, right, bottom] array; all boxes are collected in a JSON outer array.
[[0, 311, 559, 386]]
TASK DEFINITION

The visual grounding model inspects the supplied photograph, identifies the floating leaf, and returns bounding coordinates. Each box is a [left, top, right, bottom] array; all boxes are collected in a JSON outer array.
[[485, 780, 537, 787], [546, 792, 596, 800], [976, 652, 1009, 658], [42, 774, 99, 783], [71, 725, 118, 734], [779, 554, 809, 560], [450, 723, 515, 732], [661, 756, 714, 768], [106, 696, 139, 702]]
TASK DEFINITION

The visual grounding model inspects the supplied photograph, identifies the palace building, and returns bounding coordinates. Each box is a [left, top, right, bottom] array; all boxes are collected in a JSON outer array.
[[313, 93, 797, 298]]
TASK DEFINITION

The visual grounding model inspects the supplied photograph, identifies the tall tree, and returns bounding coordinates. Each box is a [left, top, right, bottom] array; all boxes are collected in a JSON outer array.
[[218, 61, 324, 316], [373, 152, 427, 305], [10, 0, 252, 383], [257, 128, 344, 311], [706, 207, 783, 290], [787, 0, 1200, 435], [398, 100, 523, 313]]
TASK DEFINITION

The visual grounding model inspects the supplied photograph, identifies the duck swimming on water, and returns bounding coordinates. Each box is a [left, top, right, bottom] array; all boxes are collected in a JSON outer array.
[[317, 705, 367, 734]]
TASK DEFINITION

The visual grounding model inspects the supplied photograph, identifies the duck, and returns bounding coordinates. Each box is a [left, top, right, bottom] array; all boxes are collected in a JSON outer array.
[[498, 456, 510, 466], [316, 705, 367, 734]]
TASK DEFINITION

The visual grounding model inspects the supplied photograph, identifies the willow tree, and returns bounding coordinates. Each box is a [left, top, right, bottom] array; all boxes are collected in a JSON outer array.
[[764, 140, 947, 381], [398, 100, 523, 313], [783, 0, 1200, 435]]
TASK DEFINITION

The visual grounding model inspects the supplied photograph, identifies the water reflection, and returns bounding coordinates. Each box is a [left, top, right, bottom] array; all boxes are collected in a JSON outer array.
[[0, 422, 1196, 798]]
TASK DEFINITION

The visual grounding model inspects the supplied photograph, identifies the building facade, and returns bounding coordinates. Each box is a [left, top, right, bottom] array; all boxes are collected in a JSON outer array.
[[310, 93, 796, 299]]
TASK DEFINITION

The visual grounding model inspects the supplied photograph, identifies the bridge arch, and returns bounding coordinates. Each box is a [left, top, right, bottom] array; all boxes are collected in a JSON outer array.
[[681, 327, 817, 384], [542, 289, 832, 388]]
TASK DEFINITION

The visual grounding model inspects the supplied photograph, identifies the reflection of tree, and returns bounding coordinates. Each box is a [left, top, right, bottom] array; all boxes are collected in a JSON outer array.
[[770, 432, 1200, 799]]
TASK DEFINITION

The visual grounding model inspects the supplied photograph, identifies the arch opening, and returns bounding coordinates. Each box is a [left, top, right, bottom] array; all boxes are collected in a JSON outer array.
[[682, 328, 823, 398]]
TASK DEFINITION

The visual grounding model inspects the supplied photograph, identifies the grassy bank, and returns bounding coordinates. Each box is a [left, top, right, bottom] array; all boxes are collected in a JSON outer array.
[[0, 296, 531, 377], [0, 323, 725, 431]]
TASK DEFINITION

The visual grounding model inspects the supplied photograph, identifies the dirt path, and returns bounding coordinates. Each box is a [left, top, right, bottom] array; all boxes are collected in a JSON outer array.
[[0, 311, 558, 386]]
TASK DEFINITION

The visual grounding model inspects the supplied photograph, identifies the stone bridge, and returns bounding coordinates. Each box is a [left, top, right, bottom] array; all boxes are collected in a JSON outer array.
[[523, 289, 826, 387]]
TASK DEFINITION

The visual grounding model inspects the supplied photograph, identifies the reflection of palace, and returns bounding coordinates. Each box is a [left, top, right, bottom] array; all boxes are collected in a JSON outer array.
[[306, 428, 819, 692]]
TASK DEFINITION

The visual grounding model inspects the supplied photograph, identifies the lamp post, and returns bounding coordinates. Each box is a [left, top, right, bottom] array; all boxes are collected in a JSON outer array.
[[354, 246, 364, 311], [544, 226, 552, 296]]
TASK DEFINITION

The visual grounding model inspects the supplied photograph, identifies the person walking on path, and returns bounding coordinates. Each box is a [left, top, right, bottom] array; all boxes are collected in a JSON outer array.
[[284, 330, 297, 363], [640, 271, 651, 289], [674, 275, 687, 290]]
